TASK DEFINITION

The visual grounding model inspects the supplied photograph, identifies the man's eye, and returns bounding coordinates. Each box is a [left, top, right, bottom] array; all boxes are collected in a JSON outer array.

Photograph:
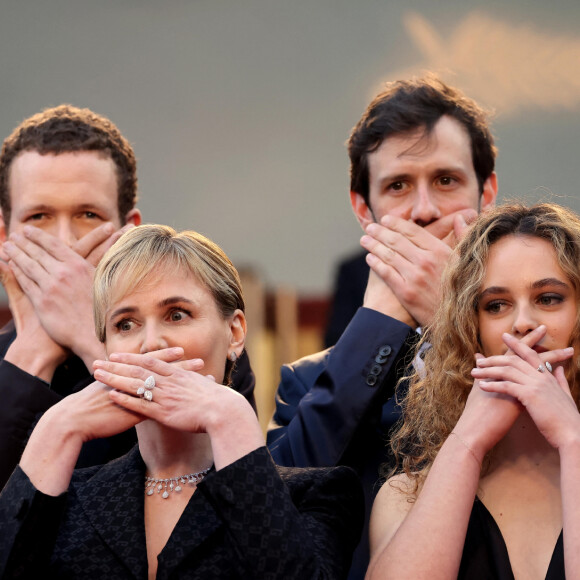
[[27, 213, 46, 221], [386, 181, 408, 194], [438, 176, 454, 186]]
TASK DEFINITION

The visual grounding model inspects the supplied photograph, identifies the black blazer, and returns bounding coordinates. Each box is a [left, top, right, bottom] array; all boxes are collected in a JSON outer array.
[[0, 446, 364, 579]]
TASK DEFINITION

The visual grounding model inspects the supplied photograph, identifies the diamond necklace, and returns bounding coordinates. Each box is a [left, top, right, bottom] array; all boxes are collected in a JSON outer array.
[[145, 466, 212, 499]]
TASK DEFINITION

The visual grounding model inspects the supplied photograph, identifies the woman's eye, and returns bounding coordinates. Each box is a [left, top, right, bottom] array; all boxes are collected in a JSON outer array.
[[484, 301, 505, 314], [170, 310, 188, 322], [116, 320, 133, 332], [538, 294, 562, 306]]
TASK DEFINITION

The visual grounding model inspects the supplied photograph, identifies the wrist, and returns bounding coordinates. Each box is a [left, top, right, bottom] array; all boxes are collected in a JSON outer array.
[[363, 295, 417, 328], [73, 338, 106, 372], [5, 336, 65, 381], [20, 405, 83, 495], [206, 394, 264, 470], [558, 432, 580, 458]]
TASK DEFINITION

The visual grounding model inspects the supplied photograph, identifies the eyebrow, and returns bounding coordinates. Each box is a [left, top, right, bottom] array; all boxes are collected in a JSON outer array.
[[478, 278, 570, 300], [17, 202, 112, 215], [108, 296, 196, 322], [377, 166, 467, 187]]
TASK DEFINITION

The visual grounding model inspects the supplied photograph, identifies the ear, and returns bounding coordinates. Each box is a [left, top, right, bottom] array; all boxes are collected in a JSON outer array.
[[480, 173, 498, 212], [124, 208, 142, 227], [228, 309, 247, 357], [350, 191, 375, 230]]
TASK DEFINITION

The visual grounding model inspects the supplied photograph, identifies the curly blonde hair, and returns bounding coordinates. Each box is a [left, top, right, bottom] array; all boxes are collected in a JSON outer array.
[[390, 202, 580, 496]]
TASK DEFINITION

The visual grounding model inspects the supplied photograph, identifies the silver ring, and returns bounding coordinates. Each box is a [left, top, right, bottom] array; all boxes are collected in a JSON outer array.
[[545, 361, 553, 373], [537, 364, 546, 373], [144, 376, 156, 390]]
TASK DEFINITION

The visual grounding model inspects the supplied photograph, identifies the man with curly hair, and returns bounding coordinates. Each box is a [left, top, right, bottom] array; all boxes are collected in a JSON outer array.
[[267, 77, 499, 579]]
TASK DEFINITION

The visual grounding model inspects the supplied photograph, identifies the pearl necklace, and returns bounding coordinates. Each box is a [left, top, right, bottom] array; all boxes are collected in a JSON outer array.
[[145, 466, 212, 499]]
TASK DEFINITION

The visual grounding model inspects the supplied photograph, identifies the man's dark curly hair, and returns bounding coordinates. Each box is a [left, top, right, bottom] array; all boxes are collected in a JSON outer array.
[[347, 76, 497, 204], [0, 104, 138, 225]]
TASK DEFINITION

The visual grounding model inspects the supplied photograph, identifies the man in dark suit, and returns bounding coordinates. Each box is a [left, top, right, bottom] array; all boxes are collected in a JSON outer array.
[[0, 105, 255, 489], [267, 77, 499, 579]]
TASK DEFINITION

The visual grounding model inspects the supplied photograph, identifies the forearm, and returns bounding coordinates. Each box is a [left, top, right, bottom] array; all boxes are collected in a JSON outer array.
[[4, 336, 62, 382], [208, 394, 264, 471], [19, 405, 82, 496], [268, 308, 414, 468], [367, 435, 481, 580], [559, 438, 580, 576]]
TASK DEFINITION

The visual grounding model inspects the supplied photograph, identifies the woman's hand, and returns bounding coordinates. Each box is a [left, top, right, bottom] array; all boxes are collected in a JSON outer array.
[[472, 331, 579, 450], [454, 366, 522, 464], [454, 326, 571, 460], [93, 351, 264, 469]]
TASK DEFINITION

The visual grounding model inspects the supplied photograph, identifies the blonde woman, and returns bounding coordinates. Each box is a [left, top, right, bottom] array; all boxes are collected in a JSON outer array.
[[1, 225, 363, 579]]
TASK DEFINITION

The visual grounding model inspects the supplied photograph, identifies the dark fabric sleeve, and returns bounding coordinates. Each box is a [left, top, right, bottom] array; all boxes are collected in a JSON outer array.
[[267, 307, 415, 469], [199, 446, 364, 580], [0, 360, 62, 490], [0, 466, 67, 578]]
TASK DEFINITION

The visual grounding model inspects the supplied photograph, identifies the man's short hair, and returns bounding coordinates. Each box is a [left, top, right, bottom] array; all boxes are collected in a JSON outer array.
[[348, 76, 497, 204], [0, 104, 138, 225]]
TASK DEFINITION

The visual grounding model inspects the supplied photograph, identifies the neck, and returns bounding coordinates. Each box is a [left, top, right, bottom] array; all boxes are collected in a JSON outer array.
[[136, 421, 213, 478], [489, 412, 558, 473]]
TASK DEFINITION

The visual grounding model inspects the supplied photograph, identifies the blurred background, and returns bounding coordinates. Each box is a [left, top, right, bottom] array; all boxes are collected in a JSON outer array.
[[2, 0, 579, 425]]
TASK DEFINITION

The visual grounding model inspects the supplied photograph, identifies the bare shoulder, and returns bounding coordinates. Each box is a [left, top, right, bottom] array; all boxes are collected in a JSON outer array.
[[369, 473, 416, 557]]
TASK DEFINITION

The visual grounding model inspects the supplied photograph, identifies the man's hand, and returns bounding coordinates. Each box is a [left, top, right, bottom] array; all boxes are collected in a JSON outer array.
[[360, 209, 477, 327], [0, 255, 68, 381], [2, 223, 133, 371], [73, 222, 135, 267]]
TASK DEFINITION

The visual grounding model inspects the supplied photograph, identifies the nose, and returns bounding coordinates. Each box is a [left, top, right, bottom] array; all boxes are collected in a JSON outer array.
[[410, 185, 441, 227], [139, 324, 169, 354], [55, 219, 78, 247], [511, 305, 539, 338]]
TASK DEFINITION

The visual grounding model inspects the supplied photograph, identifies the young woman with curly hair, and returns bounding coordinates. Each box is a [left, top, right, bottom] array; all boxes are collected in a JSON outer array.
[[367, 202, 580, 580]]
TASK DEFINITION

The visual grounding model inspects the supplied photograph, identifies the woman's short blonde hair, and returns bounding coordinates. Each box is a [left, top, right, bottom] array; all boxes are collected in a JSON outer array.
[[93, 225, 245, 378], [389, 202, 580, 495]]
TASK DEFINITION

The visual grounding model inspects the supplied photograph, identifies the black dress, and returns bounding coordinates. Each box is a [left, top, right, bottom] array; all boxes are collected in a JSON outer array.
[[459, 497, 564, 579]]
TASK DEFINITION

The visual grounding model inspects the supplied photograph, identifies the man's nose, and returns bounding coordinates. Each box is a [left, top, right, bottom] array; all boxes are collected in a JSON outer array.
[[55, 220, 78, 247], [410, 186, 441, 227]]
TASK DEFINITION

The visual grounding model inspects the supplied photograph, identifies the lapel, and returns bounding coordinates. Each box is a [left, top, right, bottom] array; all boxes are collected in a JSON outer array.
[[73, 446, 148, 579], [157, 476, 223, 576], [73, 447, 224, 579]]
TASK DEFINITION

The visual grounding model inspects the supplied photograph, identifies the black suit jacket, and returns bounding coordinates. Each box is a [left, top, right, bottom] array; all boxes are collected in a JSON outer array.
[[0, 320, 257, 490], [0, 446, 364, 579]]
